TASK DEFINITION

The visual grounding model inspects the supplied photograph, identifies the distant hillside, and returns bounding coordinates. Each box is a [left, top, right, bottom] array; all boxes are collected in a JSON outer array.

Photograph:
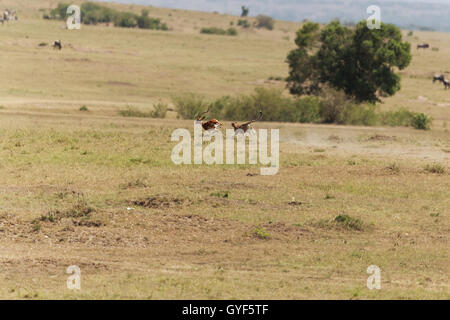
[[93, 0, 450, 32]]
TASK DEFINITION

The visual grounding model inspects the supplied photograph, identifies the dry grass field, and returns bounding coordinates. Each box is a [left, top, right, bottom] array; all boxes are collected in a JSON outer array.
[[0, 0, 448, 299]]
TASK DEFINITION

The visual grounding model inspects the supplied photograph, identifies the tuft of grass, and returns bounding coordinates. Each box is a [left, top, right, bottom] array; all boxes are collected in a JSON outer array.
[[151, 102, 169, 119], [79, 106, 89, 112], [334, 214, 364, 231], [424, 163, 445, 174], [324, 193, 335, 200], [32, 221, 41, 232], [33, 198, 95, 225], [253, 227, 270, 239], [386, 163, 400, 173], [119, 104, 168, 118], [314, 214, 366, 231], [119, 106, 152, 118], [210, 191, 229, 199]]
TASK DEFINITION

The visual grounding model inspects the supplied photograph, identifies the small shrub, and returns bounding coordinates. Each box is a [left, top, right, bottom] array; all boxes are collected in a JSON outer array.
[[253, 227, 270, 239], [237, 19, 251, 28], [151, 102, 168, 118], [66, 199, 94, 218], [379, 108, 415, 127], [292, 96, 321, 123], [256, 15, 275, 30], [79, 106, 89, 112], [173, 93, 209, 119], [318, 87, 349, 124], [424, 163, 445, 174], [119, 106, 152, 118], [200, 27, 237, 36], [379, 108, 432, 129], [32, 221, 41, 232], [33, 198, 94, 225], [341, 103, 379, 126], [210, 191, 229, 199], [386, 163, 400, 173], [226, 27, 238, 36], [411, 113, 432, 130], [334, 214, 364, 231], [324, 193, 335, 200]]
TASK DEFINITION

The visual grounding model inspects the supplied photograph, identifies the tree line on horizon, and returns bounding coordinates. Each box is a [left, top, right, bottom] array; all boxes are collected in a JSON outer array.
[[44, 2, 169, 30]]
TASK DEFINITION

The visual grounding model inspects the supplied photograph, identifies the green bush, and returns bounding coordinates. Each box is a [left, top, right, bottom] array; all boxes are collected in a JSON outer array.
[[200, 27, 238, 36], [318, 88, 348, 124], [379, 108, 415, 126], [237, 19, 251, 28], [50, 3, 69, 20], [424, 163, 445, 174], [253, 227, 270, 239], [379, 108, 432, 129], [256, 15, 275, 30], [151, 102, 169, 118], [341, 103, 379, 126], [173, 93, 209, 119], [411, 113, 432, 130], [226, 27, 238, 36], [334, 214, 365, 231], [173, 88, 431, 127], [293, 96, 321, 123]]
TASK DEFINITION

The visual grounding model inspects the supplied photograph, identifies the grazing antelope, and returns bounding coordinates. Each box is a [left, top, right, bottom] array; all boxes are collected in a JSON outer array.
[[232, 111, 263, 135], [417, 43, 430, 49], [53, 40, 62, 50], [195, 107, 222, 131]]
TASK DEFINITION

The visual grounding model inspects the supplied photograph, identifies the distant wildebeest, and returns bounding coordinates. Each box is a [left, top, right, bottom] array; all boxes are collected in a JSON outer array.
[[3, 9, 17, 21], [433, 74, 445, 83], [7, 10, 16, 20], [417, 43, 430, 49], [53, 40, 62, 50], [444, 79, 450, 90], [433, 74, 449, 89]]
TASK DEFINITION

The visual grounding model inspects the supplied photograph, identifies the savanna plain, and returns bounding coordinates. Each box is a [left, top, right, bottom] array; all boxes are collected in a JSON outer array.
[[0, 0, 448, 299]]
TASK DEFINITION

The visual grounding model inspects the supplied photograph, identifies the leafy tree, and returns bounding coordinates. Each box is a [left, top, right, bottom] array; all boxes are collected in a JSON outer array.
[[50, 3, 69, 19], [286, 20, 412, 103]]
